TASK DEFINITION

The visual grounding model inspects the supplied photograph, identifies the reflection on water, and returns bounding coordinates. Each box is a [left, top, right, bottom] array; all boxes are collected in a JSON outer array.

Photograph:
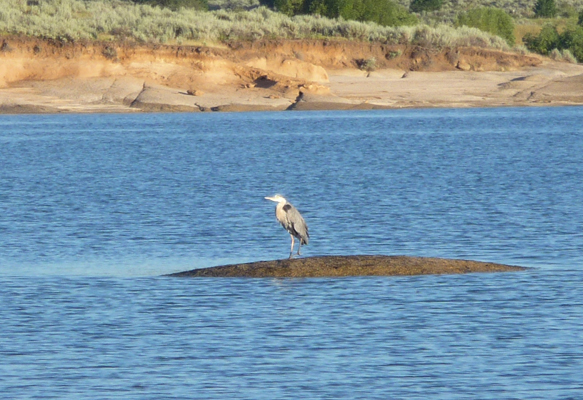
[[1, 108, 583, 398]]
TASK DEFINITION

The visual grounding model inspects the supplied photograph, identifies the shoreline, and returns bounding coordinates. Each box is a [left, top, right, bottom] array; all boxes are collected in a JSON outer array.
[[2, 37, 583, 114]]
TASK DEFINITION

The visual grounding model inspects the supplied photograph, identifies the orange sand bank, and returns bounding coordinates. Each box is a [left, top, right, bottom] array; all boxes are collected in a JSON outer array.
[[1, 37, 582, 113]]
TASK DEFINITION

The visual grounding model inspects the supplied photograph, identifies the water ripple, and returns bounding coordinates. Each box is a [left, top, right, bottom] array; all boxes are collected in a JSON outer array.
[[1, 108, 583, 398]]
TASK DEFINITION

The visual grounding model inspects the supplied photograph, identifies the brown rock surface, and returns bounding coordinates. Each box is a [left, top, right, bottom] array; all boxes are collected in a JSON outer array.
[[1, 36, 583, 113], [130, 83, 201, 112], [168, 255, 526, 278]]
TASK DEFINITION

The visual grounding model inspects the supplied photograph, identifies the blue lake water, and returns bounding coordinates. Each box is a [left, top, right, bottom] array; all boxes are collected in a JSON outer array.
[[1, 107, 582, 398]]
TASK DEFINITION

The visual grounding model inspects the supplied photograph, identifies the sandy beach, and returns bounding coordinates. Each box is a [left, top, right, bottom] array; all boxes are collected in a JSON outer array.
[[1, 37, 583, 113]]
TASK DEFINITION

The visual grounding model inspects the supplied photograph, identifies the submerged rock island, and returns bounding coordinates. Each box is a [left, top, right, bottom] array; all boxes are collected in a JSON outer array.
[[167, 255, 526, 278]]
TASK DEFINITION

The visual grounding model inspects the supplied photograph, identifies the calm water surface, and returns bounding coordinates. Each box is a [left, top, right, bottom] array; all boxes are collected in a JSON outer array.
[[1, 108, 582, 398]]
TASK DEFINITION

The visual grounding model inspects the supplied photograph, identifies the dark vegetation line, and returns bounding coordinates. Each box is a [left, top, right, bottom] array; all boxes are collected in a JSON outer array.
[[253, 0, 583, 60], [1, 0, 583, 61]]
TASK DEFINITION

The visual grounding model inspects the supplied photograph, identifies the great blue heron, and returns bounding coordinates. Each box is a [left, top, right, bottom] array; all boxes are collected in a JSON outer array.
[[265, 194, 309, 259]]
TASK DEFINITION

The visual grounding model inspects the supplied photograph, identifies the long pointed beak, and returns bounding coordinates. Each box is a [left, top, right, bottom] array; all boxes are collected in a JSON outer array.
[[265, 196, 277, 202]]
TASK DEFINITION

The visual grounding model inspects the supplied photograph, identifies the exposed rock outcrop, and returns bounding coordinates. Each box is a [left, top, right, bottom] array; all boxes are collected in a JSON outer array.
[[1, 36, 583, 113], [168, 255, 526, 278]]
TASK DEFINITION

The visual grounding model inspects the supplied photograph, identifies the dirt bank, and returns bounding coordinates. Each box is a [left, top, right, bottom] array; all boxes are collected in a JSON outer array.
[[1, 36, 583, 113], [167, 255, 526, 278]]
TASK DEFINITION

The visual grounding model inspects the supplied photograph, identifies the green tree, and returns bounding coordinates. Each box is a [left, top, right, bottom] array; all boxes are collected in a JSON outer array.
[[409, 0, 442, 13], [525, 23, 583, 62], [274, 0, 305, 15], [534, 0, 557, 18], [258, 0, 276, 6], [578, 9, 583, 26], [306, 0, 328, 14], [332, 0, 361, 20], [455, 7, 515, 46], [304, 0, 417, 26], [358, 0, 417, 26], [376, 0, 418, 26], [523, 24, 560, 54], [559, 26, 583, 61]]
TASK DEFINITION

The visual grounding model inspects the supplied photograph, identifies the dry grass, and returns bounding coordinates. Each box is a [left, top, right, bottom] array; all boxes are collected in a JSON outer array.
[[515, 22, 543, 44]]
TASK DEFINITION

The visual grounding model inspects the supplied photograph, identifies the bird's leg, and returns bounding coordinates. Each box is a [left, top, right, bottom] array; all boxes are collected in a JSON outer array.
[[289, 235, 295, 259], [297, 241, 302, 256]]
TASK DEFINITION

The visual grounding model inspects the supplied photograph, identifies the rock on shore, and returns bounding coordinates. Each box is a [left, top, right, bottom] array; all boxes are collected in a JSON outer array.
[[167, 255, 526, 278], [2, 37, 583, 113]]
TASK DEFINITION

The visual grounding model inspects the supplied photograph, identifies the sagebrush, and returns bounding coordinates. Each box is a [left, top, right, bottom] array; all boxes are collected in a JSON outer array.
[[0, 0, 510, 50]]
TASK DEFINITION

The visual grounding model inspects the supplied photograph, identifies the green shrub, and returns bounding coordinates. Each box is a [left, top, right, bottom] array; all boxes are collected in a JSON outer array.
[[561, 48, 577, 62], [274, 0, 304, 15], [305, 0, 356, 19], [132, 0, 209, 10], [387, 49, 402, 58], [0, 0, 509, 48], [513, 44, 529, 55], [455, 7, 515, 46], [523, 23, 583, 62], [358, 0, 418, 27], [357, 56, 376, 70], [523, 24, 560, 54], [559, 25, 583, 61], [209, 0, 261, 10], [409, 0, 442, 13], [549, 47, 562, 59], [534, 0, 557, 18], [578, 9, 583, 26], [261, 0, 583, 21], [409, 24, 508, 50], [272, 0, 417, 27], [556, 2, 578, 18]]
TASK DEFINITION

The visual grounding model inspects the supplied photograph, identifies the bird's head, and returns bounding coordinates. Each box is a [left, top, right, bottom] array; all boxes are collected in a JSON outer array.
[[265, 194, 287, 203]]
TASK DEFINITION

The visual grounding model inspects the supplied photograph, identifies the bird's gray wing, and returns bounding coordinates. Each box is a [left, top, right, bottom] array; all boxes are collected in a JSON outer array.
[[283, 204, 309, 244]]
